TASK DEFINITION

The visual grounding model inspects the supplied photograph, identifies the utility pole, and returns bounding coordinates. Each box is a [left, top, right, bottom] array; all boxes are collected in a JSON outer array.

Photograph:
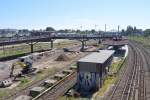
[[3, 45, 5, 56], [118, 25, 121, 37], [105, 24, 106, 32], [80, 26, 82, 30], [95, 25, 98, 32], [118, 25, 120, 33], [80, 26, 82, 34]]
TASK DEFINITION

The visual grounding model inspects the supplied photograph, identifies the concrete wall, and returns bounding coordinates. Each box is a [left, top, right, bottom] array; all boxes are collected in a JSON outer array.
[[77, 55, 114, 93], [77, 62, 102, 73], [77, 72, 102, 92]]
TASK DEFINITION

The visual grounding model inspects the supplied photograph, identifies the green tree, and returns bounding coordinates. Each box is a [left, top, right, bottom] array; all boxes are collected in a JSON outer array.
[[46, 27, 55, 31], [76, 30, 81, 33], [126, 26, 134, 35], [121, 29, 125, 35], [64, 29, 69, 33], [144, 29, 150, 37], [58, 30, 65, 33], [133, 26, 137, 33], [91, 29, 96, 34]]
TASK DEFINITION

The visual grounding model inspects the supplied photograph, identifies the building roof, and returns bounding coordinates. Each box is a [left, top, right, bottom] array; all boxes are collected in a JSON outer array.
[[78, 50, 115, 64]]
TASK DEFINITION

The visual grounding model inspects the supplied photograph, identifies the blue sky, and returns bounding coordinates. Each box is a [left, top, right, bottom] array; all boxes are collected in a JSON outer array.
[[0, 0, 150, 30]]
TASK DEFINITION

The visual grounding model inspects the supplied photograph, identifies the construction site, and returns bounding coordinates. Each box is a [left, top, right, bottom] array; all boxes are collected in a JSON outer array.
[[0, 33, 130, 100]]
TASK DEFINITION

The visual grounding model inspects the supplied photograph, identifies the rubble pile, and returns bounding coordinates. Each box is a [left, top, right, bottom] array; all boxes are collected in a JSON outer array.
[[55, 54, 70, 61]]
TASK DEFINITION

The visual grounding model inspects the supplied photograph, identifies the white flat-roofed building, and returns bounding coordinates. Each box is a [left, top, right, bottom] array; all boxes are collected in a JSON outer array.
[[77, 50, 114, 93]]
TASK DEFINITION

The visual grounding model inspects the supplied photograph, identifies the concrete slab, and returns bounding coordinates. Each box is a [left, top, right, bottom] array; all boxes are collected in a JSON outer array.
[[54, 73, 65, 80], [14, 95, 32, 100], [0, 79, 12, 87], [0, 62, 11, 80], [62, 69, 73, 74], [44, 79, 57, 87], [70, 66, 77, 70], [29, 86, 45, 97]]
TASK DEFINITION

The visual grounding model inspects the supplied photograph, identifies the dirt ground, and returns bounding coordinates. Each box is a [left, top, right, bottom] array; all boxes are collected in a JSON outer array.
[[0, 60, 17, 80], [0, 66, 10, 80], [0, 41, 98, 81], [33, 46, 94, 72], [0, 40, 100, 100]]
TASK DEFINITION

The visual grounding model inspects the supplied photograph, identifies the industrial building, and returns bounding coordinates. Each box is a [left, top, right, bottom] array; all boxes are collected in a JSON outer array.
[[77, 50, 114, 93]]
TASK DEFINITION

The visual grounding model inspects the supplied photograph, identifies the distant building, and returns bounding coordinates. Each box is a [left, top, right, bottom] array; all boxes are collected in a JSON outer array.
[[77, 50, 114, 94], [18, 29, 30, 36], [30, 31, 55, 36], [0, 29, 18, 37], [0, 29, 32, 37]]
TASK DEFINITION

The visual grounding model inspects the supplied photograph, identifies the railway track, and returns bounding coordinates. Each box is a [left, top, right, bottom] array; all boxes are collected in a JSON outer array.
[[8, 65, 77, 100], [33, 71, 77, 100], [131, 41, 150, 100], [108, 41, 148, 100]]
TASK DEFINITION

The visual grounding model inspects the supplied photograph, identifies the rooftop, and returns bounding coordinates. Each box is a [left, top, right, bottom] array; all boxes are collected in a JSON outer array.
[[78, 50, 115, 64]]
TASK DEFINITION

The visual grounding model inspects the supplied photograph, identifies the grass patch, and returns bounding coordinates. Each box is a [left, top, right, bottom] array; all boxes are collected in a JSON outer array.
[[0, 40, 79, 58], [128, 36, 150, 46], [110, 58, 124, 74], [0, 89, 11, 99], [20, 77, 30, 84], [97, 76, 116, 96], [0, 40, 99, 58], [59, 96, 79, 100], [94, 58, 126, 99], [55, 40, 79, 49]]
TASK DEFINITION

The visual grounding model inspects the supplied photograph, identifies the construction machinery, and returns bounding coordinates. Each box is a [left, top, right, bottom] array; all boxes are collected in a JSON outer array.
[[10, 56, 36, 77]]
